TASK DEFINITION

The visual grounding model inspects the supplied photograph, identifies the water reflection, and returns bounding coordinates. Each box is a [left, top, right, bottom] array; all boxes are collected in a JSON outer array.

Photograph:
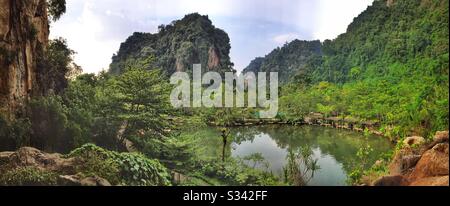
[[229, 125, 393, 186]]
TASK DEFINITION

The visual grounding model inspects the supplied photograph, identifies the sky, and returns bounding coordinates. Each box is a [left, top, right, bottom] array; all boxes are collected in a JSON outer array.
[[50, 0, 374, 74]]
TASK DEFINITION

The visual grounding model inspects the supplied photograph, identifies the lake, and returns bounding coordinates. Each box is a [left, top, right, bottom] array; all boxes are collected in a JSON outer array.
[[195, 125, 393, 186]]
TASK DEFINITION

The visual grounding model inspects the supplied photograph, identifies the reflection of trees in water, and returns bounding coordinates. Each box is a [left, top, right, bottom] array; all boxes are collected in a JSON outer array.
[[283, 146, 320, 186], [220, 128, 231, 162], [230, 126, 263, 144], [262, 126, 317, 149], [241, 153, 270, 170], [229, 125, 393, 173]]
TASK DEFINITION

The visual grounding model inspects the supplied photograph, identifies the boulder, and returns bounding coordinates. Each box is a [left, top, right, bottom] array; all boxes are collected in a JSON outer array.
[[0, 151, 14, 164], [434, 131, 449, 142], [423, 130, 449, 152], [80, 176, 112, 186], [388, 147, 415, 175], [58, 175, 82, 186], [0, 147, 76, 174], [373, 131, 449, 186], [372, 175, 408, 186], [172, 172, 189, 184], [403, 136, 425, 147], [401, 155, 422, 171], [409, 143, 449, 180], [409, 176, 449, 186], [0, 147, 113, 186], [58, 174, 111, 186]]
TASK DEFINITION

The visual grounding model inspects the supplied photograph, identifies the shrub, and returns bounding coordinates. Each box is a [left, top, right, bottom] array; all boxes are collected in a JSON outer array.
[[29, 95, 72, 152], [0, 115, 31, 151], [129, 134, 196, 170], [72, 153, 121, 185], [0, 167, 58, 186], [67, 144, 171, 186], [116, 152, 171, 186]]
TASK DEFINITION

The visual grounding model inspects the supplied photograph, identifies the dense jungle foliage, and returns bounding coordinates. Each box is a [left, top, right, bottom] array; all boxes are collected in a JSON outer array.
[[275, 0, 449, 138], [0, 0, 448, 186]]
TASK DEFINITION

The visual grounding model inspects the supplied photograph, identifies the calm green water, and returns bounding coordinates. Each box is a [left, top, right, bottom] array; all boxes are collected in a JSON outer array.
[[194, 125, 393, 186]]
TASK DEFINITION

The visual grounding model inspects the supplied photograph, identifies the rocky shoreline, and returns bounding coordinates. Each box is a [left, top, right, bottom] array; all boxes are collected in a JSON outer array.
[[372, 131, 449, 186], [212, 113, 386, 137]]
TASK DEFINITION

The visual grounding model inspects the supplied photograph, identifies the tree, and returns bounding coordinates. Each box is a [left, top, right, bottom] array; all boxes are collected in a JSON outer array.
[[112, 58, 173, 144], [28, 95, 75, 153], [47, 0, 66, 21], [37, 38, 77, 95]]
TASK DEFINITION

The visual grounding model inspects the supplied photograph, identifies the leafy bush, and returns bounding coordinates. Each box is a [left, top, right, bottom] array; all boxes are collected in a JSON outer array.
[[116, 152, 171, 186], [129, 134, 197, 170], [67, 144, 171, 186], [29, 95, 84, 153], [0, 115, 31, 151], [0, 167, 58, 186], [347, 144, 376, 185], [72, 153, 121, 185]]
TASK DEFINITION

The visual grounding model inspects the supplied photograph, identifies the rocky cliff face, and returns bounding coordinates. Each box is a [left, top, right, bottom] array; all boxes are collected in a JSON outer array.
[[109, 13, 234, 75], [0, 0, 49, 117]]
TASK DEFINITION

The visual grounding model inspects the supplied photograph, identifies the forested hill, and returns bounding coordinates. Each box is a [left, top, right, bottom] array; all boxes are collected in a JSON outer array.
[[245, 0, 448, 85], [308, 0, 449, 84], [277, 0, 448, 137], [242, 40, 322, 84], [109, 13, 234, 75]]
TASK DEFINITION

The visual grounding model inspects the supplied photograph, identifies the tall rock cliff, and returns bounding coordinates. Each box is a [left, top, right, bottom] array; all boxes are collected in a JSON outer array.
[[0, 0, 49, 117], [110, 13, 234, 75]]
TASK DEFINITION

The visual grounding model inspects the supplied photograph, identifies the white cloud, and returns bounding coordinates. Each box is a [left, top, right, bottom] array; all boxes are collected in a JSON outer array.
[[50, 0, 162, 73], [50, 0, 374, 73], [51, 2, 115, 73], [273, 33, 301, 44], [313, 0, 374, 41]]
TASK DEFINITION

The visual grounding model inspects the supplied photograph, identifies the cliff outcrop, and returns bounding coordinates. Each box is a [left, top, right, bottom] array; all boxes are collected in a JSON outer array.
[[0, 0, 49, 117], [109, 13, 234, 75]]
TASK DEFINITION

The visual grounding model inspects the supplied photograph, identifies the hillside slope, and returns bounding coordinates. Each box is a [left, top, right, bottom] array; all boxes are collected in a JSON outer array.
[[110, 13, 234, 75], [243, 40, 322, 84], [311, 0, 449, 84], [271, 0, 448, 137]]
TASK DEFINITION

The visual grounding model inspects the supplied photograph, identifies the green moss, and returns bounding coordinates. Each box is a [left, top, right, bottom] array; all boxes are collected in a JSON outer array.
[[0, 167, 58, 186], [72, 152, 121, 185]]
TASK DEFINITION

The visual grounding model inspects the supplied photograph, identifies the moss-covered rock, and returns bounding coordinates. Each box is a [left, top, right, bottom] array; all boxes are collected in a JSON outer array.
[[0, 144, 172, 186]]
